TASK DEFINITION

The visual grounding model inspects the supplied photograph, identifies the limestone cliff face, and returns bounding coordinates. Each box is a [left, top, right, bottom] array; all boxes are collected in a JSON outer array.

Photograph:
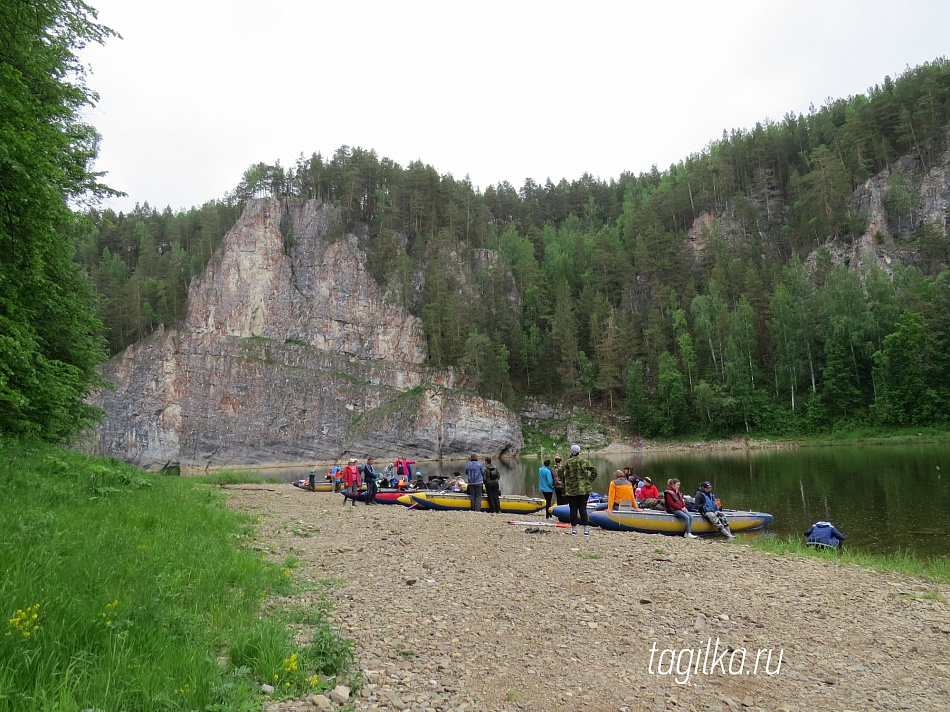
[[687, 129, 950, 273], [91, 198, 523, 469]]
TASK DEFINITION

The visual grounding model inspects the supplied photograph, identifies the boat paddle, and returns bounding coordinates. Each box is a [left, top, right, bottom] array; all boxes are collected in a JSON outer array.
[[505, 520, 571, 528]]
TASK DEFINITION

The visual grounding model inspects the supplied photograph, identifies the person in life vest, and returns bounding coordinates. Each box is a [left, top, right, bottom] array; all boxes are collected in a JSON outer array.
[[804, 521, 846, 549], [664, 478, 697, 539], [607, 469, 637, 510], [694, 481, 735, 539]]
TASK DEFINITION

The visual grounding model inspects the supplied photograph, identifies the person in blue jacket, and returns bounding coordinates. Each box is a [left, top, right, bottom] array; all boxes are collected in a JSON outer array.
[[538, 460, 555, 518], [694, 481, 735, 539], [804, 521, 846, 549]]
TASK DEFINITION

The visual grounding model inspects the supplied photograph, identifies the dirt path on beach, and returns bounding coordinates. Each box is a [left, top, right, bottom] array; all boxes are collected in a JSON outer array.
[[225, 484, 950, 712]]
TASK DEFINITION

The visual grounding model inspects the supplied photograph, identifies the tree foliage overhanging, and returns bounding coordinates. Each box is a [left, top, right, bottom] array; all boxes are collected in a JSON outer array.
[[77, 59, 950, 437], [0, 0, 117, 440]]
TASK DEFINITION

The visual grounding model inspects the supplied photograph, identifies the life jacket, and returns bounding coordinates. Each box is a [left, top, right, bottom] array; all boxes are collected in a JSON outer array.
[[695, 490, 719, 513], [664, 489, 686, 513]]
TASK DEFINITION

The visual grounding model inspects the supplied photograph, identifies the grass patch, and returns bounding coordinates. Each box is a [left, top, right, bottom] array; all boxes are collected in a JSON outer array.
[[0, 439, 352, 712], [188, 469, 283, 485], [748, 535, 950, 585], [573, 552, 604, 560]]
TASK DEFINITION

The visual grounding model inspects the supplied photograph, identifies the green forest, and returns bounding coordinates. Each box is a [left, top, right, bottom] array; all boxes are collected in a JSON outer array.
[[73, 60, 950, 439], [4, 0, 950, 441]]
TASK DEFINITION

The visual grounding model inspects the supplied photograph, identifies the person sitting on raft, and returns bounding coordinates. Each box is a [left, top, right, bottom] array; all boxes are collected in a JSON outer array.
[[664, 478, 697, 539], [804, 521, 846, 549], [694, 481, 736, 539], [636, 476, 660, 504], [607, 469, 637, 510]]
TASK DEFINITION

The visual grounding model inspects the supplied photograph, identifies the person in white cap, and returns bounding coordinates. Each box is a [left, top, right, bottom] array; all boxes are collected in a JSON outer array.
[[561, 444, 599, 536]]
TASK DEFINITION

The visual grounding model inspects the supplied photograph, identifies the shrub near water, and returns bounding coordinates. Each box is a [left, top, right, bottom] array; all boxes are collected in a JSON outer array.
[[0, 440, 351, 712]]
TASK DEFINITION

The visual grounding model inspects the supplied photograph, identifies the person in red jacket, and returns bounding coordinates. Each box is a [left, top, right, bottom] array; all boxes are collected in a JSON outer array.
[[394, 457, 416, 486], [664, 478, 697, 539], [637, 476, 660, 505], [342, 458, 361, 505]]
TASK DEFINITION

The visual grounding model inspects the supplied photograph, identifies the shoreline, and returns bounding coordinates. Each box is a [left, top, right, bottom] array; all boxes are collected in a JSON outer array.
[[182, 431, 950, 474], [228, 484, 950, 712]]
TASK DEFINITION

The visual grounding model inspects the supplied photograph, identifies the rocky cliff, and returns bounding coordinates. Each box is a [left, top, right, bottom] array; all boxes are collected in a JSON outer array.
[[90, 198, 523, 470], [687, 128, 950, 274]]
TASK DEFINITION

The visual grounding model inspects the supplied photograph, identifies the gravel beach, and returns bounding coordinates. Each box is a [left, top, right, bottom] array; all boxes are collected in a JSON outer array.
[[225, 484, 950, 712]]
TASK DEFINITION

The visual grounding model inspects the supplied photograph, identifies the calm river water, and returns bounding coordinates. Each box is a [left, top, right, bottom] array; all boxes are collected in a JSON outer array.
[[256, 444, 950, 558]]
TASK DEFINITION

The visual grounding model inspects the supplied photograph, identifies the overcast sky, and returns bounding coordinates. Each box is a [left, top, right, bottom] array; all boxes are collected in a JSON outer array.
[[80, 0, 950, 214]]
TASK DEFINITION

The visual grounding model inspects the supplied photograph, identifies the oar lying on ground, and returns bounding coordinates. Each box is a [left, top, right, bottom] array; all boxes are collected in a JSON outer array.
[[504, 520, 571, 528]]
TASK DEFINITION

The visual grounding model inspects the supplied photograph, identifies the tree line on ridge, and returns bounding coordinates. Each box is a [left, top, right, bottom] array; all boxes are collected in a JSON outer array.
[[74, 59, 950, 438]]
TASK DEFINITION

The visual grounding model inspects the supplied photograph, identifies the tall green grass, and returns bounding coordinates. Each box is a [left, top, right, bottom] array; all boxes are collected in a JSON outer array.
[[0, 440, 351, 712], [748, 534, 950, 584]]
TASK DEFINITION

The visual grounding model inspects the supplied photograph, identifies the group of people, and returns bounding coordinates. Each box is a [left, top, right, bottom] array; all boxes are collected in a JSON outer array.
[[315, 449, 846, 549], [536, 445, 601, 537], [310, 456, 425, 504], [536, 446, 737, 539], [460, 454, 502, 512], [312, 454, 506, 511]]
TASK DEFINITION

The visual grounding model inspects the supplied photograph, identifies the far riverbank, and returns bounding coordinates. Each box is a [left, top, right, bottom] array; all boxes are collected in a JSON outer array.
[[183, 427, 950, 474]]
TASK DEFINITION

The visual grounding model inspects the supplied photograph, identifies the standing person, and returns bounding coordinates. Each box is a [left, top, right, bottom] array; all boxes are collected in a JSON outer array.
[[465, 454, 485, 511], [484, 457, 502, 513], [664, 478, 696, 538], [552, 455, 566, 505], [328, 464, 342, 492], [394, 457, 416, 489], [694, 481, 735, 538], [361, 457, 378, 505], [538, 459, 555, 518], [607, 469, 637, 510], [342, 458, 361, 505], [562, 444, 598, 536]]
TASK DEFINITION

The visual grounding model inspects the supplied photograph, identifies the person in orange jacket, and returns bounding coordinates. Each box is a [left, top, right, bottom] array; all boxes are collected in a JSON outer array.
[[607, 469, 638, 510]]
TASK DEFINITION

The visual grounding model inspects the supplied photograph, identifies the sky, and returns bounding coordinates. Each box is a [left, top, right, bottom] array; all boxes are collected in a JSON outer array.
[[79, 0, 950, 215]]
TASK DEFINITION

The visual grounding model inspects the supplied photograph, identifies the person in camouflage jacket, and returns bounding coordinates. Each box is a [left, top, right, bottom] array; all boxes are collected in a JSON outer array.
[[561, 444, 599, 536]]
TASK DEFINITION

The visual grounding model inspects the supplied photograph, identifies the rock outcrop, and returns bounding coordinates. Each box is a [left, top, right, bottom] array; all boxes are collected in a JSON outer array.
[[90, 198, 523, 470]]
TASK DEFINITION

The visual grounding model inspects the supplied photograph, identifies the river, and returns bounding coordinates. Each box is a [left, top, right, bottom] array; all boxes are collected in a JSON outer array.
[[252, 443, 950, 558]]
